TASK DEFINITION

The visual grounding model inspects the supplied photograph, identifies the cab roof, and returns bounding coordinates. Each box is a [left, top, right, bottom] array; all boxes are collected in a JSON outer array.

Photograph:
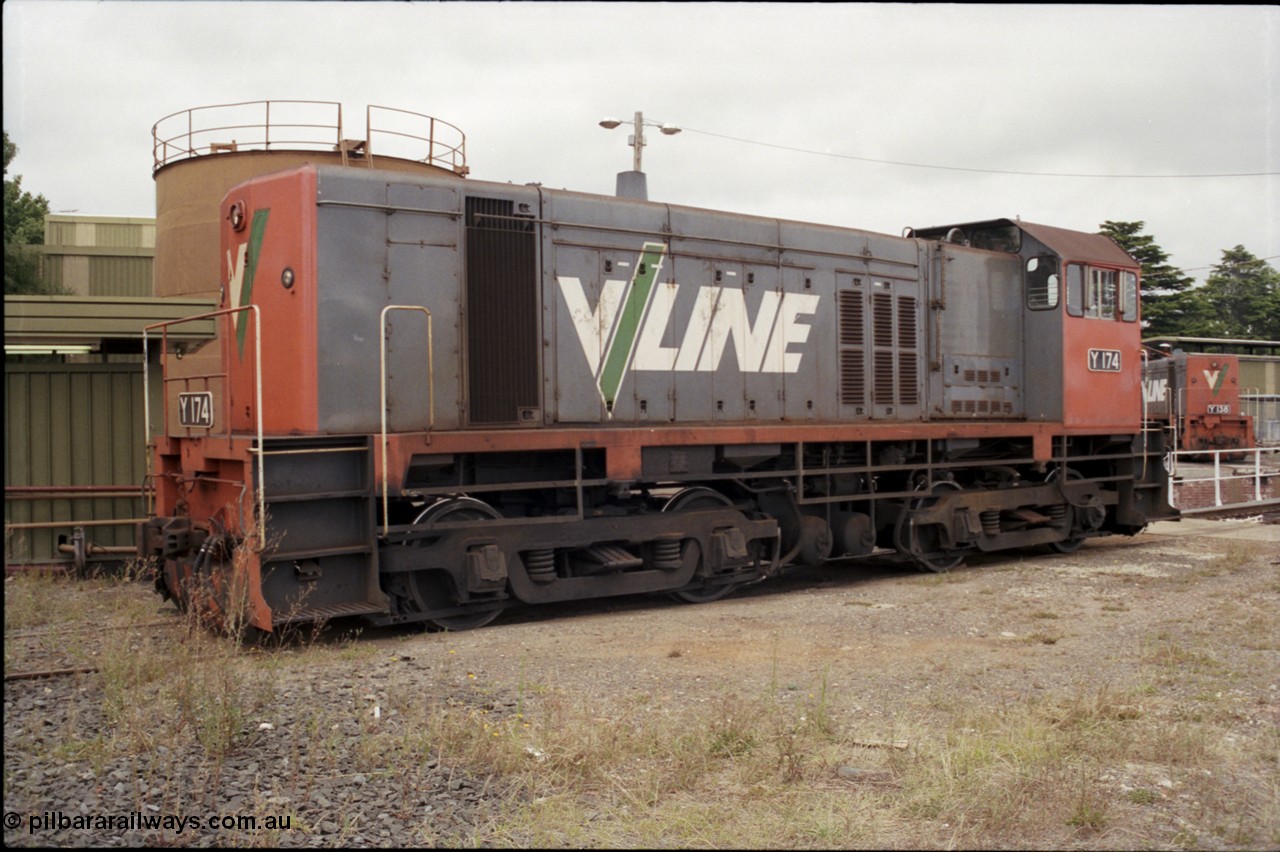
[[911, 218, 1137, 269]]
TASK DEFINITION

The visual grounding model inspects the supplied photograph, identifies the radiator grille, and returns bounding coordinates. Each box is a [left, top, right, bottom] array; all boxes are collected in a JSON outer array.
[[465, 197, 539, 425]]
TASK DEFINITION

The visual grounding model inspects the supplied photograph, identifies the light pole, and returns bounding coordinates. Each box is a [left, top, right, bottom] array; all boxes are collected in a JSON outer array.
[[598, 111, 681, 200]]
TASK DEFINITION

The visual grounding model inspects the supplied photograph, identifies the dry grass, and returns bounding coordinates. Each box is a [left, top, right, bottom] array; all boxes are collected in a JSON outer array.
[[6, 536, 1279, 850]]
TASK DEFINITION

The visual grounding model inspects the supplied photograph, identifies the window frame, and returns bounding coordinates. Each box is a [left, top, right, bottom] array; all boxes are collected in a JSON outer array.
[[1025, 255, 1061, 311], [1064, 262, 1137, 323]]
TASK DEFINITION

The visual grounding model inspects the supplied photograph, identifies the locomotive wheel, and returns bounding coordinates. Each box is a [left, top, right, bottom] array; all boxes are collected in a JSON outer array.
[[1045, 468, 1087, 554], [409, 497, 504, 631], [895, 479, 966, 572], [662, 487, 739, 604]]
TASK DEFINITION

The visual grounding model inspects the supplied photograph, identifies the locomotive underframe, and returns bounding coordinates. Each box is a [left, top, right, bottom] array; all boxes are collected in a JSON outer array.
[[141, 421, 1169, 632]]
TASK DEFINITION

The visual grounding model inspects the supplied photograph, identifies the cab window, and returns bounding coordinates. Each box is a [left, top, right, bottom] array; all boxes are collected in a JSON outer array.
[[1065, 263, 1136, 322], [1122, 271, 1138, 322], [1089, 268, 1117, 319], [1066, 264, 1084, 317], [1025, 256, 1059, 310]]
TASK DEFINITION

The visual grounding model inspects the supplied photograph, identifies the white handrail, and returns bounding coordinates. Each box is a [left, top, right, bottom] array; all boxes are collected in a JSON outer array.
[[379, 305, 434, 532], [144, 305, 265, 547]]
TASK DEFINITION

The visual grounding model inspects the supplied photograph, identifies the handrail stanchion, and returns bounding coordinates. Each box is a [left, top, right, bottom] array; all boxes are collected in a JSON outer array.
[[379, 306, 434, 533]]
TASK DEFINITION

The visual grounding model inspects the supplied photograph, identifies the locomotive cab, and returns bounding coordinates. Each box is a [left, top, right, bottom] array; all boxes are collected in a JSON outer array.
[[910, 218, 1144, 432]]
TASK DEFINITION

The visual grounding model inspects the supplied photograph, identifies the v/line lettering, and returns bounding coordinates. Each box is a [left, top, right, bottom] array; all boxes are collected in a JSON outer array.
[[558, 242, 820, 405]]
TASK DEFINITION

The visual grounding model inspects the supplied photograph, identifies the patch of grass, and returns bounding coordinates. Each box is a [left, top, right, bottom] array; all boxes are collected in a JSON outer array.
[[1024, 631, 1062, 645], [1144, 639, 1222, 674]]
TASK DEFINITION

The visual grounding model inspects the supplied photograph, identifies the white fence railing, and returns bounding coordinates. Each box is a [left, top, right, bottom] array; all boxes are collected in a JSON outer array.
[[1242, 394, 1280, 445], [1168, 445, 1280, 514]]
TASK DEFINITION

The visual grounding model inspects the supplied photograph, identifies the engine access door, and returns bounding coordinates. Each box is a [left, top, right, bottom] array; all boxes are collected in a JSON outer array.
[[927, 244, 1024, 419]]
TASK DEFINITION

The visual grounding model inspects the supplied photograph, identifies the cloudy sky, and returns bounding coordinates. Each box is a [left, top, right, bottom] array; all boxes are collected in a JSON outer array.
[[4, 2, 1277, 284]]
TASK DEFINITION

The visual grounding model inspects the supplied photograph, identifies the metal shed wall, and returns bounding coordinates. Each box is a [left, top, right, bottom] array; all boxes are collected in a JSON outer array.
[[4, 363, 146, 563], [41, 215, 156, 297]]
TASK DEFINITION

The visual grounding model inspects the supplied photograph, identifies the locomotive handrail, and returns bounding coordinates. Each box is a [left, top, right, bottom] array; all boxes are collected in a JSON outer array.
[[143, 305, 265, 548], [379, 305, 435, 532]]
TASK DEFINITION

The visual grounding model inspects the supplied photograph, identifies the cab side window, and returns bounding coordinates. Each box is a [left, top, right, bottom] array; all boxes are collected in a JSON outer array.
[[1065, 263, 1137, 322], [1066, 263, 1084, 317], [1025, 256, 1060, 310], [1122, 271, 1138, 322]]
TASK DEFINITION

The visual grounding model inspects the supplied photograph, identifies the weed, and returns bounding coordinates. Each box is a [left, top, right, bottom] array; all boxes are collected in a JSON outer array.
[[1024, 631, 1061, 645]]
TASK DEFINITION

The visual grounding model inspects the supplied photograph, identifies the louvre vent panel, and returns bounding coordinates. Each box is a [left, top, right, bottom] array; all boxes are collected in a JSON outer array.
[[840, 351, 865, 405], [837, 290, 867, 408], [465, 196, 539, 425], [871, 293, 895, 348], [897, 296, 918, 350], [838, 290, 864, 346], [873, 351, 896, 404], [839, 288, 921, 414], [898, 351, 919, 405]]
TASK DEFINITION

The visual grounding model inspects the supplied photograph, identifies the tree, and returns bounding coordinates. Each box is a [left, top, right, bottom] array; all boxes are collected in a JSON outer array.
[[1192, 246, 1280, 340], [4, 129, 54, 295], [1097, 221, 1196, 337]]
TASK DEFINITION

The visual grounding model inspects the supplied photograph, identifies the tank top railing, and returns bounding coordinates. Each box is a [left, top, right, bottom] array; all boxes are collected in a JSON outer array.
[[152, 100, 467, 175]]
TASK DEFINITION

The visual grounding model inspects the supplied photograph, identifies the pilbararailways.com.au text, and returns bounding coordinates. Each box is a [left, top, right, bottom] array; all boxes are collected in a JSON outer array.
[[8, 810, 292, 835]]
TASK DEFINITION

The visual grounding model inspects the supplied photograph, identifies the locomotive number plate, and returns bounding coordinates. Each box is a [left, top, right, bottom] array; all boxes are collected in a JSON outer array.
[[1087, 349, 1121, 372], [1207, 404, 1232, 415], [178, 392, 214, 428]]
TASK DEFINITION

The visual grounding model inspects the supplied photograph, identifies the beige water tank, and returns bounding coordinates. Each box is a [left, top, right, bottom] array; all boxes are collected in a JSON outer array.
[[152, 101, 468, 299]]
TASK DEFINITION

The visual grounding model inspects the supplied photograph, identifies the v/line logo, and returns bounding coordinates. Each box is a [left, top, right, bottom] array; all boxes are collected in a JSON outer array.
[[557, 242, 821, 407], [225, 209, 270, 359], [1203, 367, 1227, 396]]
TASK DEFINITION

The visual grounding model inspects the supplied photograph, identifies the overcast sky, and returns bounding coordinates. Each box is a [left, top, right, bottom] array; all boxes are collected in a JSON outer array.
[[4, 2, 1277, 284]]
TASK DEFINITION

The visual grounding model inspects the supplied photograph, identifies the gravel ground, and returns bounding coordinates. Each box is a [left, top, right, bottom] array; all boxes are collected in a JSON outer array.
[[4, 647, 514, 847], [4, 514, 1278, 848]]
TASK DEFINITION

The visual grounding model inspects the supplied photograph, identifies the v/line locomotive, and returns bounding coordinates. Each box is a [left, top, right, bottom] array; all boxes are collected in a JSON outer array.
[[138, 163, 1177, 632], [1142, 348, 1254, 456]]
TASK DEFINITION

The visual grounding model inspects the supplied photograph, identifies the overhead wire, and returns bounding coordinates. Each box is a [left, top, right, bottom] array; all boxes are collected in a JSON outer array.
[[679, 126, 1280, 180]]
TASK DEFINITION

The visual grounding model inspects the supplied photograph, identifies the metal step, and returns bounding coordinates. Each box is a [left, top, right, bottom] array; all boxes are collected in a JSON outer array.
[[272, 600, 387, 627]]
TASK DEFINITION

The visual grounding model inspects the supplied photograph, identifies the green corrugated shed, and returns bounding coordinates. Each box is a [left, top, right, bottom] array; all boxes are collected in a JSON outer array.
[[5, 363, 147, 563]]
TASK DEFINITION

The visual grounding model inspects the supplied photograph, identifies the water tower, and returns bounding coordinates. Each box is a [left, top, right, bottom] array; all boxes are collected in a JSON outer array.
[[152, 101, 469, 299]]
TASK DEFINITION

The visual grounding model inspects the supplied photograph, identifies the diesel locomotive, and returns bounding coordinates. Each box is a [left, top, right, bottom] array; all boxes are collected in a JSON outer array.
[[138, 163, 1176, 632], [1142, 348, 1254, 455]]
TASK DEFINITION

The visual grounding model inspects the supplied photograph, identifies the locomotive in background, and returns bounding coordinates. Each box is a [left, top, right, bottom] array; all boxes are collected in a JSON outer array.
[[1142, 346, 1255, 456], [138, 161, 1176, 633]]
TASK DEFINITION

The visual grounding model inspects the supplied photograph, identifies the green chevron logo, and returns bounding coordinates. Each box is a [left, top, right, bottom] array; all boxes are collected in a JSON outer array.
[[596, 242, 668, 407], [226, 209, 270, 359], [1203, 366, 1229, 396]]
